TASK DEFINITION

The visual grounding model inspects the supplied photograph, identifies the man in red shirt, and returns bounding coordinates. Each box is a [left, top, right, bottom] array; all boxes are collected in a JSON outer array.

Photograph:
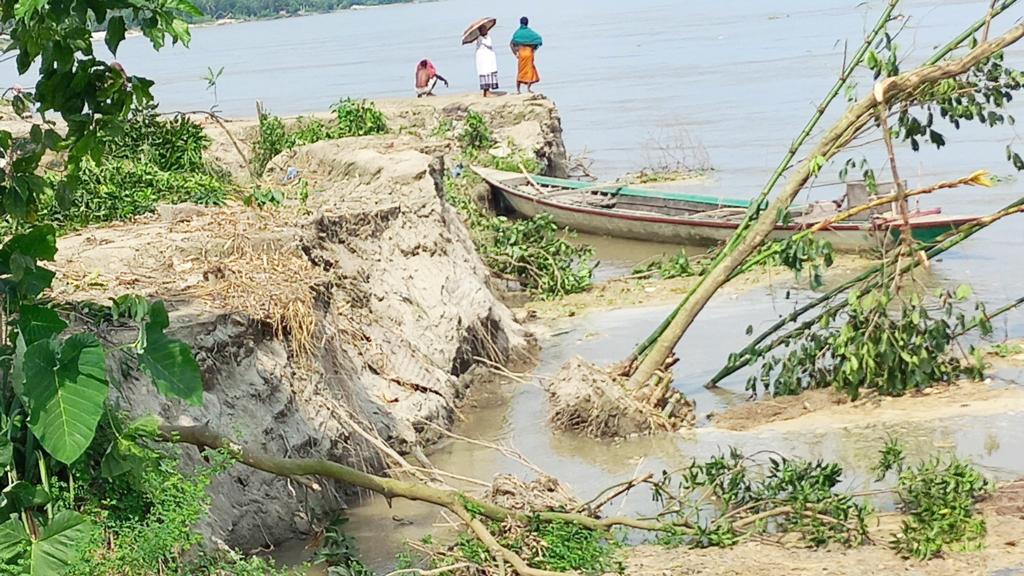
[[415, 59, 448, 98]]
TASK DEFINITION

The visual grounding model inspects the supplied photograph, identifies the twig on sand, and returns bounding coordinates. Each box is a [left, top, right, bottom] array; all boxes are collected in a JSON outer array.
[[472, 355, 550, 385], [390, 465, 492, 489]]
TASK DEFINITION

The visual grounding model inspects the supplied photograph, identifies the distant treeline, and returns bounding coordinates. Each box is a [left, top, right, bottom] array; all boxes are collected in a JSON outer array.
[[191, 0, 411, 20]]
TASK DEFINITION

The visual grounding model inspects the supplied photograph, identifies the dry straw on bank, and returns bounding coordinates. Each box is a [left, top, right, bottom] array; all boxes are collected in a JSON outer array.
[[175, 209, 323, 359], [55, 206, 324, 360]]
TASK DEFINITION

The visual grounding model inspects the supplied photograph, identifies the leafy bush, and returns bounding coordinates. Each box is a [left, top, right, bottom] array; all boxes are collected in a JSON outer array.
[[250, 100, 387, 175], [477, 144, 542, 174], [748, 286, 988, 400], [103, 112, 211, 172], [60, 435, 302, 576], [480, 214, 594, 299], [632, 249, 704, 279], [40, 158, 227, 231], [251, 112, 293, 175], [439, 518, 621, 575], [658, 448, 870, 548], [460, 110, 494, 153], [311, 516, 374, 576], [525, 519, 622, 573], [756, 235, 835, 290], [445, 172, 593, 299], [332, 98, 388, 137], [25, 112, 230, 234], [874, 439, 991, 560]]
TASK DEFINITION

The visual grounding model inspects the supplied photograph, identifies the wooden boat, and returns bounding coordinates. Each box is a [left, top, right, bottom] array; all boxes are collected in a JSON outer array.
[[472, 167, 979, 252]]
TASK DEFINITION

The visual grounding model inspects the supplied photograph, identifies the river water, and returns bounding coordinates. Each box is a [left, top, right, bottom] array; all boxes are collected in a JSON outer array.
[[4, 0, 1024, 570]]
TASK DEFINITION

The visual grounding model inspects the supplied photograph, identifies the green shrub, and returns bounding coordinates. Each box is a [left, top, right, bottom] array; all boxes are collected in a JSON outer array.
[[251, 112, 294, 175], [311, 516, 374, 576], [632, 249, 704, 279], [748, 286, 988, 400], [332, 98, 388, 137], [15, 112, 230, 235], [444, 170, 592, 300], [250, 100, 387, 175], [104, 112, 211, 173], [874, 439, 991, 560], [40, 157, 227, 231], [460, 110, 494, 153], [480, 214, 594, 299]]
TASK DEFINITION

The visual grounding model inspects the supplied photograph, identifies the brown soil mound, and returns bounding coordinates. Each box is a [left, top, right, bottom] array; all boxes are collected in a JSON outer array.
[[546, 357, 695, 438], [710, 388, 849, 431]]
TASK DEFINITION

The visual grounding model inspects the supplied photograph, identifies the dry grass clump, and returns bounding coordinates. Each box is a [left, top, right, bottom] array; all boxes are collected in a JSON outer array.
[[55, 206, 325, 360], [546, 357, 694, 438], [170, 209, 324, 359]]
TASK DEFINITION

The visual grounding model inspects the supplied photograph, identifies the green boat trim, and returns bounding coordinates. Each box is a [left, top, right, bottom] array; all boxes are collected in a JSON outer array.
[[530, 175, 751, 208]]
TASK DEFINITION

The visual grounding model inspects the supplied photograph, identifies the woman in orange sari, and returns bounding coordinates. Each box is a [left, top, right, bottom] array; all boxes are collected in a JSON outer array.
[[510, 17, 542, 94]]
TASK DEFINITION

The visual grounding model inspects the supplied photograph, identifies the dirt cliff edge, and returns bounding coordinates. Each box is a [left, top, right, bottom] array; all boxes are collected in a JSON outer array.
[[49, 96, 559, 549]]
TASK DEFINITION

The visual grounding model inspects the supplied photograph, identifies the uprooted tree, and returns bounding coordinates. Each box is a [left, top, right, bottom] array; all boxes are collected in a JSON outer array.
[[546, 0, 1024, 437]]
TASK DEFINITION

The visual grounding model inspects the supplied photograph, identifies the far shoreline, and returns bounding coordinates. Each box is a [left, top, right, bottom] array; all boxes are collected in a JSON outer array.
[[91, 0, 435, 41]]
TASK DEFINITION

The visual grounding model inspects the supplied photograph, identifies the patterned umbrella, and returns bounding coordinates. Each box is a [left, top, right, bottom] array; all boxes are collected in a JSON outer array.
[[462, 17, 496, 45]]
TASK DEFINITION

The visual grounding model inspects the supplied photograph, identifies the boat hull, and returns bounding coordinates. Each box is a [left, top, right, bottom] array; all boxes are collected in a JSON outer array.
[[475, 167, 974, 253]]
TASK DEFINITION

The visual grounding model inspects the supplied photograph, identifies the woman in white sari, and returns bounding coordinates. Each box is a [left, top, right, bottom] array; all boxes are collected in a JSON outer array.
[[475, 29, 499, 97]]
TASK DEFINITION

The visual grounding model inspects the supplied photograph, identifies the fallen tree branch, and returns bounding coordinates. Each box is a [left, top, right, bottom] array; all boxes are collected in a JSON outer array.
[[734, 170, 992, 277], [574, 473, 654, 515], [417, 418, 548, 478], [452, 506, 564, 576], [158, 424, 686, 535], [384, 563, 478, 576]]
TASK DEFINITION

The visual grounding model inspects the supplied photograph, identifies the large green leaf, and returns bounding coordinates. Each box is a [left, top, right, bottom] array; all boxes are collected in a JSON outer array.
[[23, 334, 109, 464], [0, 511, 93, 575], [139, 301, 203, 405], [30, 510, 93, 575], [0, 517, 29, 562], [17, 305, 68, 346], [13, 0, 48, 19], [0, 225, 57, 271], [0, 436, 11, 468], [100, 440, 134, 478], [105, 16, 126, 55], [12, 335, 27, 397], [0, 482, 50, 516]]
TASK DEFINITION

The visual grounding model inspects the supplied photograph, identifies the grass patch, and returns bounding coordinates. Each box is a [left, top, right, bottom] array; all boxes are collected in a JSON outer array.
[[251, 98, 388, 175], [445, 169, 593, 299]]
